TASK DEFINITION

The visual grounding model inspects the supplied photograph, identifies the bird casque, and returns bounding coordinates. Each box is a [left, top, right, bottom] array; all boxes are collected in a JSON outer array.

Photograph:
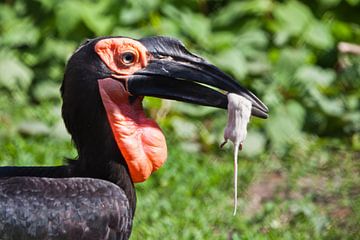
[[0, 36, 268, 240]]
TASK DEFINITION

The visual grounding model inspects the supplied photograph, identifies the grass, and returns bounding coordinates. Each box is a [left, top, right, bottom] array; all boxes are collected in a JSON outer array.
[[133, 139, 359, 240], [0, 95, 359, 240]]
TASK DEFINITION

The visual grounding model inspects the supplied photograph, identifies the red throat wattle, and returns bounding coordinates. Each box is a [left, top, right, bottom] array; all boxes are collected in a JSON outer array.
[[98, 78, 167, 183]]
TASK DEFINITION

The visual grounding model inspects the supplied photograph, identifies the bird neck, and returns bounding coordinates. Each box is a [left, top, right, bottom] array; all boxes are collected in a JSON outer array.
[[73, 126, 137, 214], [61, 58, 138, 214]]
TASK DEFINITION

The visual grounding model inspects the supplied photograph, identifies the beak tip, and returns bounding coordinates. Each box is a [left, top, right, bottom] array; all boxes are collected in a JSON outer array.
[[258, 113, 269, 119], [252, 107, 269, 119]]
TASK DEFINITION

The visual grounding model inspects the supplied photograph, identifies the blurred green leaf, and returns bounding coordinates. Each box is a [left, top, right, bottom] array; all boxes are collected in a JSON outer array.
[[304, 21, 334, 50], [171, 117, 198, 140], [56, 1, 82, 36], [352, 133, 360, 150], [242, 130, 266, 157], [266, 101, 305, 150], [331, 20, 353, 40], [33, 81, 60, 101], [172, 102, 218, 117], [272, 48, 313, 89], [179, 11, 211, 46], [346, 0, 360, 5], [119, 8, 145, 25], [295, 65, 336, 87], [17, 120, 50, 137], [213, 49, 248, 80], [0, 51, 33, 91], [213, 0, 272, 27], [81, 2, 114, 35], [50, 121, 71, 140], [273, 1, 313, 37], [0, 5, 40, 47], [41, 38, 76, 62], [344, 112, 360, 133], [308, 88, 345, 116], [318, 0, 342, 7]]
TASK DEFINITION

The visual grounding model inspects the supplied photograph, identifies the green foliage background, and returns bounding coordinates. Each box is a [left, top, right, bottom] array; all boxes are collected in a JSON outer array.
[[0, 0, 359, 239]]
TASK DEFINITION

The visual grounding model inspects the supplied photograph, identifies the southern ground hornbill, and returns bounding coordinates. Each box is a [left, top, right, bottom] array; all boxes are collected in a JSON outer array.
[[0, 36, 268, 239]]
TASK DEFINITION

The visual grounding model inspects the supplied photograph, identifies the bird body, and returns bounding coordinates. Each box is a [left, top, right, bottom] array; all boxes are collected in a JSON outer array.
[[0, 177, 131, 240], [0, 36, 268, 239]]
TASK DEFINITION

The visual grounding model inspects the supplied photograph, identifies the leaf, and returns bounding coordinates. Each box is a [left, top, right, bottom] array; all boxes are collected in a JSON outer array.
[[171, 117, 198, 140], [272, 48, 313, 88], [295, 65, 336, 87], [236, 30, 269, 59], [119, 0, 161, 25], [111, 27, 144, 39], [318, 0, 342, 7], [265, 101, 305, 150], [0, 51, 33, 91], [352, 133, 360, 150], [56, 1, 82, 36], [120, 7, 145, 25], [237, 30, 269, 50], [35, 0, 57, 11], [287, 100, 306, 128], [179, 142, 201, 153], [304, 21, 334, 50], [172, 102, 218, 117], [80, 2, 115, 35], [273, 1, 313, 36], [0, 5, 40, 47], [308, 88, 345, 116], [207, 31, 234, 51], [33, 82, 60, 101], [346, 0, 360, 5], [17, 121, 50, 137], [161, 6, 210, 46], [274, 48, 313, 71], [344, 112, 360, 133], [155, 18, 181, 36], [213, 0, 272, 27], [180, 11, 211, 46], [212, 49, 248, 80], [50, 121, 71, 140], [41, 38, 77, 62], [242, 130, 266, 157], [143, 97, 163, 110], [331, 20, 353, 40]]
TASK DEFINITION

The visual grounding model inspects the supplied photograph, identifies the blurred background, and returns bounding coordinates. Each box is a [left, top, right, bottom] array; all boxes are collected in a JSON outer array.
[[0, 0, 359, 239]]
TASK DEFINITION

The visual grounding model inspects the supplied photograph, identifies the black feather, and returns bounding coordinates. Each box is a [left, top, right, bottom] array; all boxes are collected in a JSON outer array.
[[0, 177, 132, 240], [0, 166, 72, 178]]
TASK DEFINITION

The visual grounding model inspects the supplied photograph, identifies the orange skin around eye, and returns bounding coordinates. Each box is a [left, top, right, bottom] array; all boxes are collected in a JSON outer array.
[[95, 38, 167, 183], [95, 38, 149, 77]]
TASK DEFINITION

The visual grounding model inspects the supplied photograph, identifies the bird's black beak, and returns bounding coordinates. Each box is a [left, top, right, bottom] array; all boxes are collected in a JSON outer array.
[[127, 37, 268, 119]]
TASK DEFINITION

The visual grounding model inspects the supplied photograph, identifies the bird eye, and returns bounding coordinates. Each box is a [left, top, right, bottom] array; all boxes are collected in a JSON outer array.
[[121, 52, 136, 65]]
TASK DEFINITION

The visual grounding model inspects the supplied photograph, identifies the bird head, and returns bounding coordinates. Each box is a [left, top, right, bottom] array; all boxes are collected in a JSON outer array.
[[61, 36, 268, 183]]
